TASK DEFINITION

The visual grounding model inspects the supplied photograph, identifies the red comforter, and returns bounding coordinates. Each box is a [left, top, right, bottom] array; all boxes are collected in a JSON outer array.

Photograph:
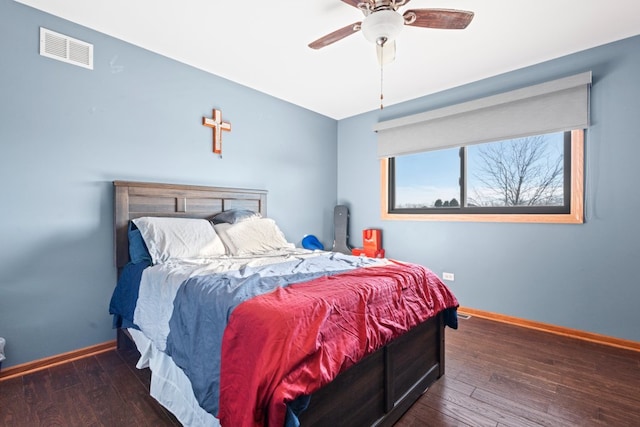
[[218, 261, 458, 427]]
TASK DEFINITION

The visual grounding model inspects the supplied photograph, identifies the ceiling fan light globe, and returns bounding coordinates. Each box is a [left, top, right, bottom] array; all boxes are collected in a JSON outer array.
[[376, 41, 396, 65], [361, 10, 404, 44]]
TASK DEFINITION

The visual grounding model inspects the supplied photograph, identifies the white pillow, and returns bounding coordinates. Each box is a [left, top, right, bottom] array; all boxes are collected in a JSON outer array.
[[214, 218, 294, 256], [132, 217, 226, 263], [212, 223, 237, 255]]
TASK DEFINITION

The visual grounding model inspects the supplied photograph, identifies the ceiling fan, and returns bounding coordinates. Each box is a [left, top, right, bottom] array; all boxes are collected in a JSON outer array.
[[309, 0, 474, 65]]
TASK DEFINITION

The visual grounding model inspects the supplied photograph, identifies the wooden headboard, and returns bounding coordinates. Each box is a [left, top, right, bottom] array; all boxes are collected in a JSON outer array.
[[113, 181, 267, 269]]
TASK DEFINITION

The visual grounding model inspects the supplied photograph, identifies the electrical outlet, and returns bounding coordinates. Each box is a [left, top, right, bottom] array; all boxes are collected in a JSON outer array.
[[442, 272, 455, 281]]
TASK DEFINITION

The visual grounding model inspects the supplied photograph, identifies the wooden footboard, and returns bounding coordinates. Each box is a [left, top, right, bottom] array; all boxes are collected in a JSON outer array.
[[298, 313, 445, 427], [117, 313, 445, 427]]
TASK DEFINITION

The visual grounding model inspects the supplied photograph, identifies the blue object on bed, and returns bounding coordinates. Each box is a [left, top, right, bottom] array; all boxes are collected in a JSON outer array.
[[442, 307, 458, 329], [302, 234, 324, 250], [285, 395, 310, 427], [109, 259, 150, 329], [128, 222, 152, 264]]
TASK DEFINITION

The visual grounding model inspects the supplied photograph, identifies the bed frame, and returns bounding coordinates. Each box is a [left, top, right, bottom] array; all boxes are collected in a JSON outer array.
[[113, 180, 446, 427]]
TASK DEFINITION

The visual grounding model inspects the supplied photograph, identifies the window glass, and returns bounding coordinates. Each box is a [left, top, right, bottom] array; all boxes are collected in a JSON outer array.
[[466, 133, 565, 208], [393, 148, 460, 209], [388, 130, 573, 217]]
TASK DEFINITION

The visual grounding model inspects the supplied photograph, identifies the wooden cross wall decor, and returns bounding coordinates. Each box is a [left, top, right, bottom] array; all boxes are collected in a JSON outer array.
[[202, 108, 231, 155]]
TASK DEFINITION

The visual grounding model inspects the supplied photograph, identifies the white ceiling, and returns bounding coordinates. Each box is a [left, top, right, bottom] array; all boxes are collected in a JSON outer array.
[[16, 0, 640, 119]]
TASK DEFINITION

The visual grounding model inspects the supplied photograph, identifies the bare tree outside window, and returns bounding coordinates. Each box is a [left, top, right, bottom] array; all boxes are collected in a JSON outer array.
[[467, 135, 564, 207]]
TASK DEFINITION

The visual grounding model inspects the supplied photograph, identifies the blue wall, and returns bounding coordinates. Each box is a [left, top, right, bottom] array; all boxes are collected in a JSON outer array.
[[0, 0, 338, 368], [338, 35, 640, 343]]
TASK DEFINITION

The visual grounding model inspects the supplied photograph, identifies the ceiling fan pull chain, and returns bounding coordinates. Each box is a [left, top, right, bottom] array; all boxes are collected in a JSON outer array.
[[380, 49, 384, 110], [380, 65, 384, 110]]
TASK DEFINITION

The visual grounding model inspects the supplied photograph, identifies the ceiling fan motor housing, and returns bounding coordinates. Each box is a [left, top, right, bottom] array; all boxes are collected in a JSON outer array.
[[361, 9, 404, 45]]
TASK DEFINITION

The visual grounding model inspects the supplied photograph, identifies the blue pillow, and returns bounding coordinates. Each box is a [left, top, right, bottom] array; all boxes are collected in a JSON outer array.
[[128, 222, 152, 264], [210, 209, 261, 225]]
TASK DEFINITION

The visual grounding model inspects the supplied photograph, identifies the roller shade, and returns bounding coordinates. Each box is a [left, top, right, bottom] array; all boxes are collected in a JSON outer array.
[[375, 72, 592, 158]]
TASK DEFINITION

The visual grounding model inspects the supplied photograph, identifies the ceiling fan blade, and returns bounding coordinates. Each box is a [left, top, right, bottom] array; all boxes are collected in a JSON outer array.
[[403, 8, 474, 29], [308, 22, 362, 49], [376, 40, 396, 65]]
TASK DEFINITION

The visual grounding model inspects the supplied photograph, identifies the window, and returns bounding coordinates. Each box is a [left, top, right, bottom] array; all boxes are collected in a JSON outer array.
[[381, 130, 584, 223], [391, 131, 568, 212], [375, 72, 590, 224]]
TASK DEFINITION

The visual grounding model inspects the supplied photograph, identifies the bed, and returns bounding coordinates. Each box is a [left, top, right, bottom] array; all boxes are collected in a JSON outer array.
[[110, 180, 458, 427]]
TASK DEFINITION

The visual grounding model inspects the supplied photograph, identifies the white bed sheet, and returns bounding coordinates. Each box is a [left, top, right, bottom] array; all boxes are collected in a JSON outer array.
[[128, 328, 220, 427]]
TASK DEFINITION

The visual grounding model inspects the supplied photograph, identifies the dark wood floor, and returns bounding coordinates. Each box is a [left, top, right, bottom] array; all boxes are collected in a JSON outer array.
[[1, 316, 639, 426], [396, 316, 640, 427]]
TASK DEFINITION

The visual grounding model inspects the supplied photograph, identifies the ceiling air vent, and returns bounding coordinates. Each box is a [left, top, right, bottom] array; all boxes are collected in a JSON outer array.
[[39, 27, 93, 70]]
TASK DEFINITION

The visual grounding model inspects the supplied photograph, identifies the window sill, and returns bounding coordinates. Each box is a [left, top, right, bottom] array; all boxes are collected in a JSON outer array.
[[381, 211, 583, 224]]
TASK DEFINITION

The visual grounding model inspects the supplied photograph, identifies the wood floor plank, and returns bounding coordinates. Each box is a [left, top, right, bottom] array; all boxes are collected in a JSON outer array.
[[83, 383, 135, 427], [49, 359, 81, 391], [52, 382, 100, 427], [431, 375, 476, 396], [0, 396, 35, 427], [426, 379, 543, 427], [21, 368, 57, 424], [73, 355, 110, 391], [103, 357, 174, 426], [469, 387, 574, 427], [395, 401, 474, 427], [548, 383, 640, 427], [0, 377, 22, 402], [33, 402, 66, 427], [71, 355, 138, 426], [557, 366, 640, 407], [421, 394, 498, 427]]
